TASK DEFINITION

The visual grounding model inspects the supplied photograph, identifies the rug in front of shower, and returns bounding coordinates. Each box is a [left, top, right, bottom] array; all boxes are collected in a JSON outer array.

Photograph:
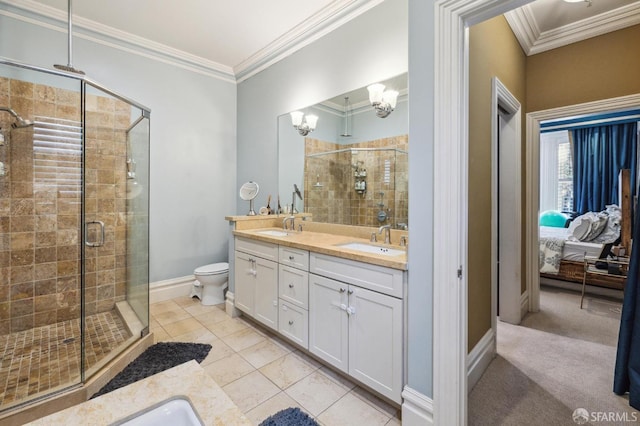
[[90, 342, 212, 399]]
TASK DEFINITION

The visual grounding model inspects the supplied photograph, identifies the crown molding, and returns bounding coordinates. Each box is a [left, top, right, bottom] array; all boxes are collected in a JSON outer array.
[[505, 1, 640, 56], [0, 0, 237, 82], [1, 0, 384, 84], [233, 0, 384, 83]]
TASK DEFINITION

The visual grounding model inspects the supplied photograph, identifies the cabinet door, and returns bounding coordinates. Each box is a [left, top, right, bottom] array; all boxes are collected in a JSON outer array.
[[253, 257, 279, 331], [234, 251, 255, 315], [348, 286, 403, 403], [309, 274, 348, 373]]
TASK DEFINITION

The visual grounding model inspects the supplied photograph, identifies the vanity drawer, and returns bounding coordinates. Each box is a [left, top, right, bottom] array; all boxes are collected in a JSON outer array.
[[309, 252, 404, 298], [279, 265, 309, 309], [279, 300, 309, 349], [279, 246, 309, 270], [236, 237, 278, 261]]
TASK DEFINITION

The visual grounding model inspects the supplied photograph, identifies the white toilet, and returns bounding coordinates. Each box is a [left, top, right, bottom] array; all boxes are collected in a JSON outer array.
[[191, 262, 229, 306]]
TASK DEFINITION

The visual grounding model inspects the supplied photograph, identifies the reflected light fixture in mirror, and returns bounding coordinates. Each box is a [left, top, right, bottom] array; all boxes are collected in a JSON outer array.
[[291, 111, 319, 136], [367, 83, 399, 118]]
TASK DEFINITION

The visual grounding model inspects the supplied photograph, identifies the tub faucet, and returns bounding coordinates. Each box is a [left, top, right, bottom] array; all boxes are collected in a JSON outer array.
[[283, 216, 295, 231], [378, 224, 391, 244]]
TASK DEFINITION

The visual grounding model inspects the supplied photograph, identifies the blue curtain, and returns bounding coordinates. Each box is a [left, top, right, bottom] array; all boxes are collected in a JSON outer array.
[[572, 123, 637, 214], [614, 196, 640, 409]]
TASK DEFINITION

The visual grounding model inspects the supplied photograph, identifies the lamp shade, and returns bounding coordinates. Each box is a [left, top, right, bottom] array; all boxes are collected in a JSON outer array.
[[305, 114, 319, 130], [367, 83, 385, 104], [290, 111, 304, 127], [382, 90, 399, 109]]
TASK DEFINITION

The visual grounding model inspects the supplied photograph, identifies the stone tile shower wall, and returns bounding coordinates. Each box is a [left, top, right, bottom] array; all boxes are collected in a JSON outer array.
[[0, 77, 130, 335], [304, 135, 408, 228]]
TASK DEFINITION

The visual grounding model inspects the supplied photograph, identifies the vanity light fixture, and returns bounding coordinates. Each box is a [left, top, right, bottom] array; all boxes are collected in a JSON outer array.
[[290, 111, 318, 136], [367, 83, 399, 118]]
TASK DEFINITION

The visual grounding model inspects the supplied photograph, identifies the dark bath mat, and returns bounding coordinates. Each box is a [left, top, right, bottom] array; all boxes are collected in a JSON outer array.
[[91, 342, 212, 399], [259, 407, 319, 426]]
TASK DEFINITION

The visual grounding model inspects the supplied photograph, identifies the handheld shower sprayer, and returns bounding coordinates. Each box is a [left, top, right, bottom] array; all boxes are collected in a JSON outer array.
[[291, 184, 303, 214], [0, 107, 33, 129]]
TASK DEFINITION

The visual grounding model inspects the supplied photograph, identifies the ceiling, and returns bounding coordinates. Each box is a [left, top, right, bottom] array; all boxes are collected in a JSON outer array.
[[505, 0, 640, 55], [2, 0, 640, 81]]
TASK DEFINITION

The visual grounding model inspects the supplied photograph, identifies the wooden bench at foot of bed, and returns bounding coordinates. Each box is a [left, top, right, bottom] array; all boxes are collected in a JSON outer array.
[[541, 260, 625, 290]]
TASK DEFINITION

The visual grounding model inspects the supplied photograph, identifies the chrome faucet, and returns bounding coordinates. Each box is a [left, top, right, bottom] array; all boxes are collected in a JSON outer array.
[[378, 224, 391, 244], [283, 216, 295, 231]]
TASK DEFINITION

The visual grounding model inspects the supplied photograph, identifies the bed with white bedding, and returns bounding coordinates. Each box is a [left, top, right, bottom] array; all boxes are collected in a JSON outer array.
[[539, 208, 626, 290], [540, 226, 603, 263]]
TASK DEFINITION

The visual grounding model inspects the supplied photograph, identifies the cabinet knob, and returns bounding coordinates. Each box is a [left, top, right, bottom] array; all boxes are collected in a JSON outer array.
[[288, 320, 294, 325], [348, 289, 353, 295], [289, 283, 294, 288], [339, 287, 346, 293], [289, 255, 295, 261]]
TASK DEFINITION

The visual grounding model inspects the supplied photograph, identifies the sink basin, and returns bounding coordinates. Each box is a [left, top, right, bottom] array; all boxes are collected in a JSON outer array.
[[115, 397, 203, 426], [337, 242, 405, 256], [255, 229, 289, 237]]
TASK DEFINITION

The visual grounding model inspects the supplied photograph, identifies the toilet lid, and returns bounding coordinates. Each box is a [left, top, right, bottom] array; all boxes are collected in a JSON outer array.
[[194, 262, 229, 276]]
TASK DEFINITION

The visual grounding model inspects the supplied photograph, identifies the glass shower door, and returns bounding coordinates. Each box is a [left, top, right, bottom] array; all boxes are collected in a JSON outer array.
[[82, 83, 149, 377]]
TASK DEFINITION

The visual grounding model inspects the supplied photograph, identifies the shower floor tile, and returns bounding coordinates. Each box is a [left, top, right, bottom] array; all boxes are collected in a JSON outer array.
[[0, 310, 130, 409]]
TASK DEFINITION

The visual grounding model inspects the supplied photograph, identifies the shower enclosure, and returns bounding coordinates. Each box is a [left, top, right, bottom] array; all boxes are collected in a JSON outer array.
[[304, 135, 408, 228], [0, 58, 150, 412]]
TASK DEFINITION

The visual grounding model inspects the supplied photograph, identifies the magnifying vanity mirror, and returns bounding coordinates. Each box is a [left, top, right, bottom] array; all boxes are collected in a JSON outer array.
[[278, 73, 408, 229]]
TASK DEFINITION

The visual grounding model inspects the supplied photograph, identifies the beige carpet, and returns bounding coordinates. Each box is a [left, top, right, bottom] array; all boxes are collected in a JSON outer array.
[[469, 285, 636, 425]]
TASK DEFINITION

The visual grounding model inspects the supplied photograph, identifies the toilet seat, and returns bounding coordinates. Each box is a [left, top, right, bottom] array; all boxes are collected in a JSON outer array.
[[194, 262, 229, 276]]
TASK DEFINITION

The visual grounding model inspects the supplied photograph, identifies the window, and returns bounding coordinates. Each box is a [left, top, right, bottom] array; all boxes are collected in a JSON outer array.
[[557, 139, 573, 212], [539, 130, 572, 212]]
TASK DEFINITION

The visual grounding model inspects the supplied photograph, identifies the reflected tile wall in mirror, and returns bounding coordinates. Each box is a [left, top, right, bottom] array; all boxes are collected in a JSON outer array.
[[304, 135, 408, 228]]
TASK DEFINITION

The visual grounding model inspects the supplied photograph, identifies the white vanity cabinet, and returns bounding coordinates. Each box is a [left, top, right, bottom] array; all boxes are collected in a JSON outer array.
[[232, 235, 405, 404], [309, 253, 404, 404], [234, 237, 279, 331]]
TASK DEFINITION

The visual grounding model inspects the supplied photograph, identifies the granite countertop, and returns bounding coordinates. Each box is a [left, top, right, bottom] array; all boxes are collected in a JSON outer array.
[[26, 361, 251, 426], [233, 227, 408, 270]]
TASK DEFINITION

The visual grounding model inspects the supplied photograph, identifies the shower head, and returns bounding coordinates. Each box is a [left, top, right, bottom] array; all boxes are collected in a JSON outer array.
[[0, 107, 33, 128]]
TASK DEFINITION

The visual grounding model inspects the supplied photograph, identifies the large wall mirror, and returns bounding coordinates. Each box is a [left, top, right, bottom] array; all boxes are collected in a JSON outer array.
[[278, 73, 408, 229]]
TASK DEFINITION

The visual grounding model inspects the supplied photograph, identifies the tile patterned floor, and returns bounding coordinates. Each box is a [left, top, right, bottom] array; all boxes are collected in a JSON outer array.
[[151, 297, 402, 426], [0, 310, 130, 409]]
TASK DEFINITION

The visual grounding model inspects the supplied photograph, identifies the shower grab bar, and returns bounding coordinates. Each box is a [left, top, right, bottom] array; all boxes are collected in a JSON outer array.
[[85, 221, 105, 247]]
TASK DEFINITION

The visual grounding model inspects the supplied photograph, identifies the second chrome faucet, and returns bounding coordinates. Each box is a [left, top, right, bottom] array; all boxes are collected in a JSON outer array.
[[378, 224, 391, 244]]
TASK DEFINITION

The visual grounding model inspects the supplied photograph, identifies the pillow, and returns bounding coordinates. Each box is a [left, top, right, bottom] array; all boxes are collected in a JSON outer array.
[[591, 205, 622, 244], [567, 211, 609, 242], [539, 210, 568, 228]]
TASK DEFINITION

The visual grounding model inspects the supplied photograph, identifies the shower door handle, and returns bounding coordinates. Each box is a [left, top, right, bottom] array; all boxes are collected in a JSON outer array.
[[85, 221, 105, 247]]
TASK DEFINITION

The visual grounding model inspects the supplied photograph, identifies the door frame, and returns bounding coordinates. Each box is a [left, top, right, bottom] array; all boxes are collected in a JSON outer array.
[[432, 0, 533, 423], [492, 77, 522, 327], [525, 93, 640, 312]]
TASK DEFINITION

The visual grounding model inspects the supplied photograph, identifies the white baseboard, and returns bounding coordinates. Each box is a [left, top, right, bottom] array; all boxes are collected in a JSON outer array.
[[401, 386, 434, 425], [225, 291, 241, 318], [467, 328, 496, 392], [149, 275, 195, 304], [520, 289, 529, 318]]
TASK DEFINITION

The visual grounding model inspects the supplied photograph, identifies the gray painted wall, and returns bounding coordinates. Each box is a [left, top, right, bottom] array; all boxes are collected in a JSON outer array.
[[236, 0, 408, 214], [0, 11, 237, 283]]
